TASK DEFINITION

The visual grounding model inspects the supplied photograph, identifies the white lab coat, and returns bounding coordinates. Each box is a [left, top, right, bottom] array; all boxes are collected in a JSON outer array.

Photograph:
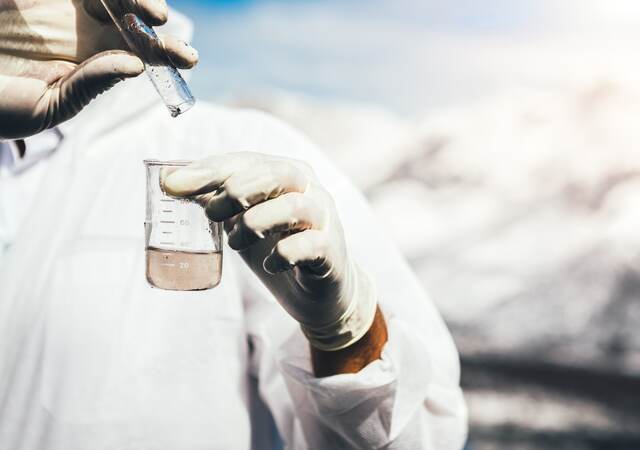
[[0, 69, 467, 450]]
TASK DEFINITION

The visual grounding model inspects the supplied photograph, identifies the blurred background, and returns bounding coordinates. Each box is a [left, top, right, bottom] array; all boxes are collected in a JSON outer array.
[[176, 1, 640, 448]]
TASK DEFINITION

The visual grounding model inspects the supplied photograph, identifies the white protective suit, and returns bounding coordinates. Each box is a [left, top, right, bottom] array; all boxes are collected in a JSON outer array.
[[0, 14, 467, 450]]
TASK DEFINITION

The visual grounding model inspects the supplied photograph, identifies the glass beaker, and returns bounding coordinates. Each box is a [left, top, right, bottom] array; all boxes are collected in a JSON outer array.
[[144, 160, 222, 291]]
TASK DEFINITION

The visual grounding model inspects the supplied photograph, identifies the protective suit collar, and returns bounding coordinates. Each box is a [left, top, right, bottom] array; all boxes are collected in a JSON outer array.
[[57, 8, 195, 142]]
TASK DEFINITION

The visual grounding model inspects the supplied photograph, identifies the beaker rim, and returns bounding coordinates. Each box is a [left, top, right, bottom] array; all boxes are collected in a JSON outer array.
[[143, 159, 193, 167]]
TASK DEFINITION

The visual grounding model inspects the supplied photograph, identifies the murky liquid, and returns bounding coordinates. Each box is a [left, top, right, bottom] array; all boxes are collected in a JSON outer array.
[[146, 248, 222, 291]]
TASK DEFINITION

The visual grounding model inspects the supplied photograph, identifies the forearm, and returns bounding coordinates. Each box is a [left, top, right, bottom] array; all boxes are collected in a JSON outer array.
[[311, 306, 388, 377], [279, 315, 466, 449]]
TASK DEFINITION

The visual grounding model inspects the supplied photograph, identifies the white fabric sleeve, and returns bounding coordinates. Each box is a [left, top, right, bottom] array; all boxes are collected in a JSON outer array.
[[234, 109, 468, 449]]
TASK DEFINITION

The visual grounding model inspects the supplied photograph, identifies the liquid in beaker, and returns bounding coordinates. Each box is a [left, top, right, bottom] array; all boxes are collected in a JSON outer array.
[[146, 248, 222, 291]]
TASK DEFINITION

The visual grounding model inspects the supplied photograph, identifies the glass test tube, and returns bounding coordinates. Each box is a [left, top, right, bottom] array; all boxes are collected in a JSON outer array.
[[99, 1, 195, 117]]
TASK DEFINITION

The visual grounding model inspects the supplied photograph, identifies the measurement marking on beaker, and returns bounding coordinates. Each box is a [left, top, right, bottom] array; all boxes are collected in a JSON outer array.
[[160, 263, 175, 267], [160, 241, 175, 245], [160, 220, 176, 224], [160, 199, 175, 203], [162, 231, 173, 235], [162, 210, 173, 213]]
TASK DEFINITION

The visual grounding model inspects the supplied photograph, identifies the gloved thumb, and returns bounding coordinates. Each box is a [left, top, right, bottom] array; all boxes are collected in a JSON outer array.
[[47, 50, 144, 127]]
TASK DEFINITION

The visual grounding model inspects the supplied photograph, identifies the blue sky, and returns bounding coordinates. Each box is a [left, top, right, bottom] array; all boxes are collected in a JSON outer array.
[[172, 0, 640, 114]]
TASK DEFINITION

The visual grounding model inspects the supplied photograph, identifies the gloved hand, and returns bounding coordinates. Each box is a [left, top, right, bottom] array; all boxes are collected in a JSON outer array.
[[162, 152, 378, 351], [0, 0, 198, 139]]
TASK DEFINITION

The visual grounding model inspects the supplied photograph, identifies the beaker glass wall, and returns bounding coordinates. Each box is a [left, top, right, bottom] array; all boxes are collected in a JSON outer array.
[[144, 160, 222, 291]]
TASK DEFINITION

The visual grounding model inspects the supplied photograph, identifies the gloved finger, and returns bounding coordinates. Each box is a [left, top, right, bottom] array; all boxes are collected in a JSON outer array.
[[204, 162, 309, 221], [227, 192, 326, 250], [46, 50, 143, 127], [263, 229, 333, 276], [84, 0, 169, 27], [159, 34, 199, 69], [116, 14, 198, 68], [162, 152, 266, 197]]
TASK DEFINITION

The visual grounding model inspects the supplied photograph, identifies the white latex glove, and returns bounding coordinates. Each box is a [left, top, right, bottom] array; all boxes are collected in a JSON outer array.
[[162, 152, 378, 351], [0, 0, 198, 139]]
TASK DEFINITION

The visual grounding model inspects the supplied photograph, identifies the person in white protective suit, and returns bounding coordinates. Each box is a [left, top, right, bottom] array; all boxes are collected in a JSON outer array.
[[0, 1, 468, 449]]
